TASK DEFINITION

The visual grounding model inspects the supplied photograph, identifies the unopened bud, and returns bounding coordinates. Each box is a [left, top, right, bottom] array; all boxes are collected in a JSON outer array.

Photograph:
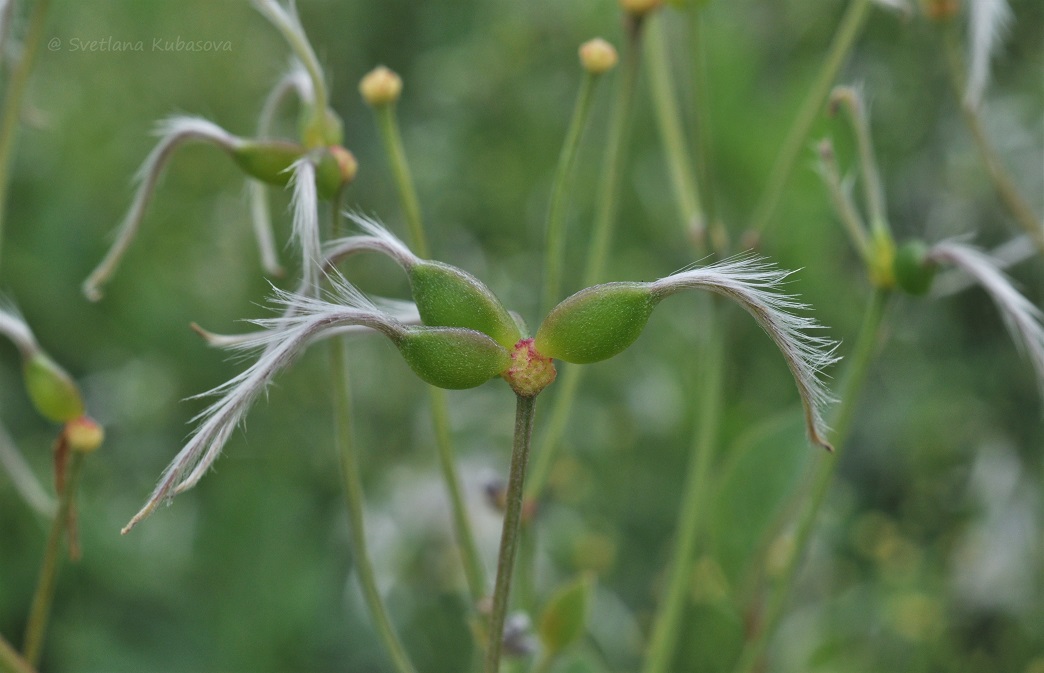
[[315, 146, 359, 199], [535, 283, 655, 364], [359, 66, 403, 107], [23, 353, 84, 423], [579, 38, 618, 75], [920, 0, 959, 20], [65, 416, 104, 453], [619, 0, 662, 16]]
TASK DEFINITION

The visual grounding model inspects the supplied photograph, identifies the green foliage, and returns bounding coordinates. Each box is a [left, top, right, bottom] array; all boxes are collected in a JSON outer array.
[[538, 573, 594, 657]]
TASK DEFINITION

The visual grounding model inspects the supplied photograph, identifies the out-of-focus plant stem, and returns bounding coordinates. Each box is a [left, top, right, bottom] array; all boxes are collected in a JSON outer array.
[[732, 288, 890, 673], [372, 99, 488, 602], [0, 635, 35, 673], [749, 0, 872, 237], [330, 339, 419, 673], [642, 311, 723, 673], [22, 451, 83, 666], [0, 0, 51, 270]]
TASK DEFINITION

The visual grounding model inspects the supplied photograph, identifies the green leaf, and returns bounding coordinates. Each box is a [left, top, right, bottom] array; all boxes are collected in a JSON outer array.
[[538, 573, 595, 657]]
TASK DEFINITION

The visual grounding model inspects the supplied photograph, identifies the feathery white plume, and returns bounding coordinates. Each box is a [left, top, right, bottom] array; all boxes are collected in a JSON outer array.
[[650, 255, 840, 450], [965, 0, 1013, 109], [122, 279, 404, 534], [252, 0, 327, 109], [323, 212, 423, 270], [933, 235, 1036, 296], [0, 300, 39, 358], [0, 420, 56, 517], [83, 117, 242, 301], [248, 61, 316, 277], [289, 158, 321, 293], [927, 240, 1044, 396]]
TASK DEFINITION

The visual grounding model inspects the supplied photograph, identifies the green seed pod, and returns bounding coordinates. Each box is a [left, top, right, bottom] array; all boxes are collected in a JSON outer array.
[[534, 282, 655, 364], [893, 240, 938, 296], [395, 327, 512, 390], [231, 140, 304, 187], [300, 106, 344, 149], [314, 146, 359, 200], [23, 352, 85, 423], [408, 261, 522, 349]]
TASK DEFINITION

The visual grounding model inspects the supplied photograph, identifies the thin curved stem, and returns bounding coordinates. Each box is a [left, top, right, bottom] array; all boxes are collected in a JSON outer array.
[[485, 394, 538, 673], [641, 308, 723, 673], [22, 451, 84, 666], [731, 288, 890, 673], [525, 15, 647, 504], [0, 0, 51, 270], [646, 15, 704, 242], [942, 29, 1044, 253], [542, 72, 598, 314], [371, 99, 488, 603], [374, 104, 427, 258], [748, 0, 872, 236], [329, 339, 419, 673], [0, 634, 36, 673], [582, 16, 646, 286]]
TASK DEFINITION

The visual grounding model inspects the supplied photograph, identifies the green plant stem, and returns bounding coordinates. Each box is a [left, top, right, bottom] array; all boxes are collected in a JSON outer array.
[[749, 0, 872, 236], [542, 73, 598, 314], [582, 17, 645, 287], [372, 102, 488, 602], [642, 313, 723, 673], [485, 394, 538, 673], [941, 29, 1044, 253], [22, 450, 84, 666], [0, 0, 51, 270], [689, 10, 723, 249], [329, 339, 419, 673], [0, 634, 35, 673], [375, 104, 428, 258], [731, 288, 890, 673], [646, 15, 704, 242], [525, 16, 647, 508]]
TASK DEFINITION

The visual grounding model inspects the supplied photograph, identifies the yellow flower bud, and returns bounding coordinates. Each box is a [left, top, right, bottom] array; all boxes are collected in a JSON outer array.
[[359, 65, 403, 107], [65, 416, 104, 454], [578, 38, 618, 75], [619, 0, 662, 17]]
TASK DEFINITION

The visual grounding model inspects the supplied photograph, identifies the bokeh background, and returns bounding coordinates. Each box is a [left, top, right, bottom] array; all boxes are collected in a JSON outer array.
[[1, 0, 1042, 671]]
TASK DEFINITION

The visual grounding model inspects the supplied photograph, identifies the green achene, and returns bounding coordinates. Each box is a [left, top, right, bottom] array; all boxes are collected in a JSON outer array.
[[395, 327, 512, 390], [534, 282, 655, 364]]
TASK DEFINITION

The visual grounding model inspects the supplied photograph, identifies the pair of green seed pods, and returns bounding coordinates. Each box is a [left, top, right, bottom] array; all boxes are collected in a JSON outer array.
[[385, 256, 659, 398]]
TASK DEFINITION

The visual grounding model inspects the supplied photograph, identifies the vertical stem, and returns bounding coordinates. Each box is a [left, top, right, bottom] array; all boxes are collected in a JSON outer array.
[[0, 634, 35, 673], [645, 16, 704, 241], [582, 17, 646, 287], [542, 73, 598, 314], [485, 395, 538, 673], [22, 451, 84, 666], [690, 10, 723, 248], [372, 100, 488, 602], [941, 30, 1044, 253], [641, 311, 723, 673], [748, 0, 872, 236], [375, 105, 428, 258], [0, 0, 51, 270], [329, 339, 419, 673], [731, 289, 890, 673]]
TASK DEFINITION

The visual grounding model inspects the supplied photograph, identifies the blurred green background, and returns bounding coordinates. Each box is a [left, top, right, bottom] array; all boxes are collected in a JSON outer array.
[[1, 0, 1042, 671]]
